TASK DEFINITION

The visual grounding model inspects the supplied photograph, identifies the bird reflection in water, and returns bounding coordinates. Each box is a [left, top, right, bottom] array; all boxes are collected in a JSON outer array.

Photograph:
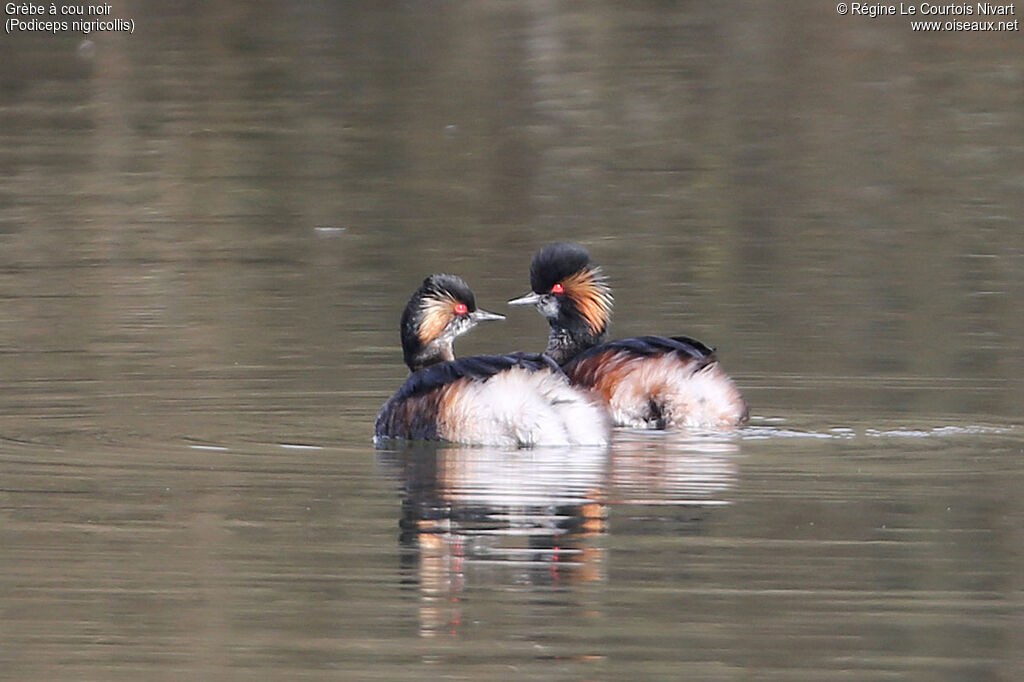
[[380, 443, 609, 637], [378, 434, 740, 638], [608, 431, 740, 508]]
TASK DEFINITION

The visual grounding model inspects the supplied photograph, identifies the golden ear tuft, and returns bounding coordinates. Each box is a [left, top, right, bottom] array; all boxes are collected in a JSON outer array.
[[563, 266, 613, 335], [417, 292, 458, 344]]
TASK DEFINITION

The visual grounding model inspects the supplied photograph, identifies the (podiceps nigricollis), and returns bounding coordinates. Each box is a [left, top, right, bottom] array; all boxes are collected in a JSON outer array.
[[508, 243, 748, 430], [374, 274, 610, 447]]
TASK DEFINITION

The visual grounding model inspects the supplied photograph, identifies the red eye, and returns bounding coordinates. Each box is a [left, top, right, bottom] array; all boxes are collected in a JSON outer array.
[[453, 303, 468, 315], [551, 283, 564, 294]]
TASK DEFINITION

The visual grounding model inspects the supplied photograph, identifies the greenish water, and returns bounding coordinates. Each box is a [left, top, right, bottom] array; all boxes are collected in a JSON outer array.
[[1, 2, 1022, 680]]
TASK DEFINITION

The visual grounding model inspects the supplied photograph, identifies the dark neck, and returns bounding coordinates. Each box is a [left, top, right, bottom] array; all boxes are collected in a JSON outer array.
[[544, 322, 606, 365], [404, 339, 455, 372]]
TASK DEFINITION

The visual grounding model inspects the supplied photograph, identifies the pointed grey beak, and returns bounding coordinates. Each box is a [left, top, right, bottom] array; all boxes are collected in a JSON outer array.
[[470, 308, 505, 323], [508, 291, 542, 307]]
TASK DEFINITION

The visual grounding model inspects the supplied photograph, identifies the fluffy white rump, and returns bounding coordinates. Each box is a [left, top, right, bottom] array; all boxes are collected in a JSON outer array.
[[607, 356, 746, 430], [441, 368, 609, 447]]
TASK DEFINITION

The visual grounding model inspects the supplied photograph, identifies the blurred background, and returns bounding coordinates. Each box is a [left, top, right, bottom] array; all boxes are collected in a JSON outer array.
[[1, 2, 1022, 680]]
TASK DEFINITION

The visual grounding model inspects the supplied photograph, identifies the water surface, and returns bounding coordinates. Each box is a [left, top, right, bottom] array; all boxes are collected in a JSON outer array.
[[2, 2, 1022, 680]]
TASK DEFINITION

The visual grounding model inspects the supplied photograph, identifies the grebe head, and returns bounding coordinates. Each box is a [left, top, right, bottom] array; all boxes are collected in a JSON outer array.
[[508, 243, 613, 363], [400, 274, 504, 371]]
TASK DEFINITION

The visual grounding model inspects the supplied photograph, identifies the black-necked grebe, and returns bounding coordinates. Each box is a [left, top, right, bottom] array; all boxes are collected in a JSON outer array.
[[374, 274, 610, 447], [509, 243, 748, 430]]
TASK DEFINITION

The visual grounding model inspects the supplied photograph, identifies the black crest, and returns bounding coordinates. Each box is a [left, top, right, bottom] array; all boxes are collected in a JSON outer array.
[[529, 242, 591, 293], [418, 274, 476, 309]]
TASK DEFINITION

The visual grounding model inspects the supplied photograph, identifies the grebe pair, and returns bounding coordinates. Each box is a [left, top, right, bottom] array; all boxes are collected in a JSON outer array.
[[374, 244, 748, 446], [373, 273, 611, 447]]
